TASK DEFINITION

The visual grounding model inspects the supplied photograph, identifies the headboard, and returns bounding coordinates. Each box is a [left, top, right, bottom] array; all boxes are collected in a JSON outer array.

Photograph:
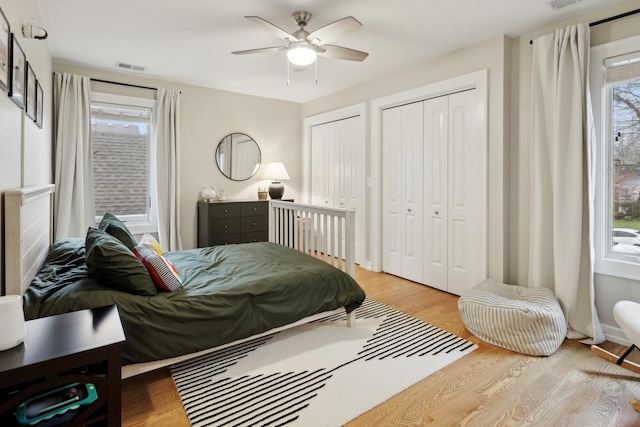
[[4, 185, 55, 296]]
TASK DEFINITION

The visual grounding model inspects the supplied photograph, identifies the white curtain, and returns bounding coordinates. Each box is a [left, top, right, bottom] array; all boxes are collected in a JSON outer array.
[[53, 73, 95, 239], [155, 88, 183, 251], [529, 24, 604, 343]]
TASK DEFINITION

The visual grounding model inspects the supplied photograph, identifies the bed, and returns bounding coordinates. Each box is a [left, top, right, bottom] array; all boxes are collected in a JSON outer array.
[[3, 185, 365, 378]]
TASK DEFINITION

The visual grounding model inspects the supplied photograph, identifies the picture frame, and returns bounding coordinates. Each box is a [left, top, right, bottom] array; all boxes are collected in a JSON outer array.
[[35, 80, 43, 128], [25, 62, 36, 120], [9, 33, 25, 108], [0, 7, 9, 92]]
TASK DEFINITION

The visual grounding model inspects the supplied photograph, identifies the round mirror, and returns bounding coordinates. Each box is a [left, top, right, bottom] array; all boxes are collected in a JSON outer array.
[[215, 133, 261, 181]]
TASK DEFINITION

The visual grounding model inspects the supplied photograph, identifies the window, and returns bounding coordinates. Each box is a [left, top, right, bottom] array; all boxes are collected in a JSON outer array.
[[591, 35, 640, 279], [90, 92, 157, 234]]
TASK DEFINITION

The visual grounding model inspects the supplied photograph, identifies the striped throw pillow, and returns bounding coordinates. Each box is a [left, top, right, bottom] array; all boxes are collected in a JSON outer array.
[[132, 245, 183, 292]]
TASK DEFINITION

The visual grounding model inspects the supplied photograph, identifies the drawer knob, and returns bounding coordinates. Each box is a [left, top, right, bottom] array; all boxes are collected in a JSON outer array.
[[253, 208, 257, 211], [253, 222, 257, 226], [224, 209, 228, 213], [224, 225, 228, 229]]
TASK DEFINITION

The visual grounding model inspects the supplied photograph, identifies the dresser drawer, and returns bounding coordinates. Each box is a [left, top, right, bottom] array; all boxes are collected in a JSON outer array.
[[241, 215, 268, 233], [209, 203, 241, 219], [209, 218, 241, 235], [241, 202, 268, 217]]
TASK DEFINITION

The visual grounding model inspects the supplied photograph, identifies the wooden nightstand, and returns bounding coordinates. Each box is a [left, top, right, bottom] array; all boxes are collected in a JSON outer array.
[[0, 305, 125, 426]]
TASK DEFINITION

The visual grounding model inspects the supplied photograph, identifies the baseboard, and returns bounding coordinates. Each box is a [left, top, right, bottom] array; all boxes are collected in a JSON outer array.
[[602, 323, 631, 346]]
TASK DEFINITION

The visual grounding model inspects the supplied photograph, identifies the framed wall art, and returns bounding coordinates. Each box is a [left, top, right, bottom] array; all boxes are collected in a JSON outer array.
[[9, 33, 25, 108], [0, 7, 9, 92], [35, 80, 43, 128], [25, 62, 36, 120]]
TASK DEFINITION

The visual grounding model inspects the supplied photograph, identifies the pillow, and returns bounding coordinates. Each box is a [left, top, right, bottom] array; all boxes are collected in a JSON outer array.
[[85, 227, 157, 296], [99, 212, 137, 250], [139, 233, 163, 255], [132, 245, 182, 292]]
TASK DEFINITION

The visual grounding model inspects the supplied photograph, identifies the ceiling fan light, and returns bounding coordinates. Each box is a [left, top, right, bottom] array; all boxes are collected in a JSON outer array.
[[287, 45, 317, 66]]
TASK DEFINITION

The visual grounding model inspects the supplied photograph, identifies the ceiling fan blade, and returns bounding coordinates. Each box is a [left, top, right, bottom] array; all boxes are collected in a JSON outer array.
[[317, 45, 369, 61], [245, 16, 299, 42], [307, 16, 362, 46], [232, 46, 287, 55]]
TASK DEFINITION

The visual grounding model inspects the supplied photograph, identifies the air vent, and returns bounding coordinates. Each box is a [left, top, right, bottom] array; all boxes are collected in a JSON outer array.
[[116, 62, 146, 72], [546, 0, 585, 10]]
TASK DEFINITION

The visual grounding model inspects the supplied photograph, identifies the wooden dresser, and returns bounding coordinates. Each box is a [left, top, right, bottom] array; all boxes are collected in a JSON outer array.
[[197, 200, 269, 247]]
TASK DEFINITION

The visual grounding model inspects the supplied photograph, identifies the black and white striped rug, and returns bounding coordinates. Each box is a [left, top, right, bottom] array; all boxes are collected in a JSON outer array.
[[170, 299, 477, 427]]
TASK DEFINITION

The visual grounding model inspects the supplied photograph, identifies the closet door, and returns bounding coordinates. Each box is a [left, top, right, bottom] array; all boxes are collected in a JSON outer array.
[[423, 96, 449, 291], [335, 117, 364, 262], [447, 89, 485, 295], [382, 107, 403, 277], [423, 89, 485, 295], [310, 123, 334, 207], [401, 102, 424, 283], [309, 117, 365, 265], [382, 102, 424, 283]]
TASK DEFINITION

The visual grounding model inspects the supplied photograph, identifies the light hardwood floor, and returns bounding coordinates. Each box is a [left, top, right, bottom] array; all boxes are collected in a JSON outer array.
[[122, 268, 640, 426]]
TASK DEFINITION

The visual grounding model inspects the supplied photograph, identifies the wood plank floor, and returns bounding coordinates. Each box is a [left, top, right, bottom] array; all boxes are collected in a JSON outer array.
[[121, 268, 640, 426]]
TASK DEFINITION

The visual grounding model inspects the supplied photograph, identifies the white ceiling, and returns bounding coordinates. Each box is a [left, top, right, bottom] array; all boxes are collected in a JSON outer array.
[[37, 0, 627, 103]]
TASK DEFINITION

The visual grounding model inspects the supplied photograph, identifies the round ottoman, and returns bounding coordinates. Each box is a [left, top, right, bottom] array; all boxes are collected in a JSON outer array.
[[458, 279, 567, 356]]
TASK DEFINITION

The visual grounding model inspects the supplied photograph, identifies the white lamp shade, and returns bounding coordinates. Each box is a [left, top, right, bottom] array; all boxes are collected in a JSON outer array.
[[263, 162, 290, 181], [0, 295, 26, 351], [287, 45, 317, 66]]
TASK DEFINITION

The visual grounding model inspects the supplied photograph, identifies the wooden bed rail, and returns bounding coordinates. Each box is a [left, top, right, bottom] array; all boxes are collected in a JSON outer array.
[[269, 201, 356, 279]]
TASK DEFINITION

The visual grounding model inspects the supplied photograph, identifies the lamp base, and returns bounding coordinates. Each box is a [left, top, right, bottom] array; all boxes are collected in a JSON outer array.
[[268, 181, 285, 199]]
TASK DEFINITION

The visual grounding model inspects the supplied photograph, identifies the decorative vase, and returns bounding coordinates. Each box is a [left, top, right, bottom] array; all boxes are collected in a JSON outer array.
[[201, 187, 217, 202], [258, 188, 268, 200]]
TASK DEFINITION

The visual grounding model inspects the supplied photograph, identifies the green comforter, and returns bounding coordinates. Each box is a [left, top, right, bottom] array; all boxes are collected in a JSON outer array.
[[23, 239, 366, 365]]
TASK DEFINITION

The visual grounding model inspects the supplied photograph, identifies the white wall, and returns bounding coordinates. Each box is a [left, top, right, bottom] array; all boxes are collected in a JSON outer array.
[[0, 0, 52, 294], [53, 63, 303, 250], [510, 0, 640, 335]]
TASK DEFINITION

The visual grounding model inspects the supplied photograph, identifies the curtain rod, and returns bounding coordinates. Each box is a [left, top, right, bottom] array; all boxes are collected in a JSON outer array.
[[529, 7, 640, 44], [90, 78, 157, 91]]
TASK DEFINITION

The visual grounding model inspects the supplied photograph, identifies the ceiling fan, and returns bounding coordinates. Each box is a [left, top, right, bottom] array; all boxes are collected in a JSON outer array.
[[232, 11, 369, 67]]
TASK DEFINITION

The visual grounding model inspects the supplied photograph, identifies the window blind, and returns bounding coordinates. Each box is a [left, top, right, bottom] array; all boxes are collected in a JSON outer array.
[[605, 51, 640, 84]]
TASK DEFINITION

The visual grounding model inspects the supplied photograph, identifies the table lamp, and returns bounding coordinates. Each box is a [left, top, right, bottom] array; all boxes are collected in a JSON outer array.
[[263, 162, 290, 199]]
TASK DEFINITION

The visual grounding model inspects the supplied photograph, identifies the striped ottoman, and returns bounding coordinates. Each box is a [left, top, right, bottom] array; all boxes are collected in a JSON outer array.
[[458, 279, 566, 356]]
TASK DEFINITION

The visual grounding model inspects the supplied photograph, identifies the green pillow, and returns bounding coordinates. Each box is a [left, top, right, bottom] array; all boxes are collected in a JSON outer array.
[[85, 227, 156, 296], [99, 212, 137, 250]]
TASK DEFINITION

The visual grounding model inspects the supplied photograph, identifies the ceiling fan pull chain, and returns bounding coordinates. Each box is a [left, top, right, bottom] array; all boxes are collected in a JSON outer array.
[[287, 59, 290, 86], [315, 60, 318, 85]]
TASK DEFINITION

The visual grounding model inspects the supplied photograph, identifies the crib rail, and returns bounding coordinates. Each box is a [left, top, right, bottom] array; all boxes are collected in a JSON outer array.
[[269, 200, 356, 279]]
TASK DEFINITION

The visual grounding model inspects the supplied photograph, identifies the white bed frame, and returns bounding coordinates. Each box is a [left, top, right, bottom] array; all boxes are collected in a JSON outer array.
[[3, 185, 358, 378]]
